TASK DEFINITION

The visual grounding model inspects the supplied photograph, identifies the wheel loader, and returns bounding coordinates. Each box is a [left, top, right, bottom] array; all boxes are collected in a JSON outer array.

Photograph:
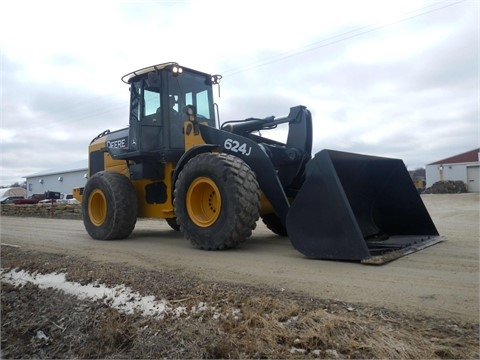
[[74, 62, 443, 264]]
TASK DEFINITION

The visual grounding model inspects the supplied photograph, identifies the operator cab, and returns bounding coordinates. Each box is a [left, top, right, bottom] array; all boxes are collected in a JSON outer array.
[[121, 63, 217, 162]]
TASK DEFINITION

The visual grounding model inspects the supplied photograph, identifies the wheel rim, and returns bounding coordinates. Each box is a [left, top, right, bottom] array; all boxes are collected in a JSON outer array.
[[186, 177, 221, 227], [88, 189, 107, 226]]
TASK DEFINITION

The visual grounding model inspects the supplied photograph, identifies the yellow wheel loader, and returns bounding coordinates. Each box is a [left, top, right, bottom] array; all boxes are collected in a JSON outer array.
[[74, 62, 442, 264]]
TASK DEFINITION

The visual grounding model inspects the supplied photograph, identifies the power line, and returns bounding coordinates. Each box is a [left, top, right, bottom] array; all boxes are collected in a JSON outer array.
[[220, 0, 466, 77]]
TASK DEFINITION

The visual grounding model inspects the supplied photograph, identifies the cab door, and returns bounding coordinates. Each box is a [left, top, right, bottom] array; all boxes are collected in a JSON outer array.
[[140, 85, 163, 151], [128, 78, 164, 152]]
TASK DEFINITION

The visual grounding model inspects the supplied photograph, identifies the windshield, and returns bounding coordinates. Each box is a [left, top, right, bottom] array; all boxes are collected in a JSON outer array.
[[168, 70, 215, 126]]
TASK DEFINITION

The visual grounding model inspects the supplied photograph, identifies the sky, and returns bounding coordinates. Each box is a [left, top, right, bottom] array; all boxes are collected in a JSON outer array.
[[0, 0, 478, 186]]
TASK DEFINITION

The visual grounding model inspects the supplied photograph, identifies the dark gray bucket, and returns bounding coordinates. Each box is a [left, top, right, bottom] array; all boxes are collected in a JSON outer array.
[[286, 149, 443, 264]]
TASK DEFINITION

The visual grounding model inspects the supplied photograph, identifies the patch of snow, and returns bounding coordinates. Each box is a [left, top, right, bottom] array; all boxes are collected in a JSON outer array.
[[1, 269, 167, 318], [173, 306, 187, 317], [289, 347, 306, 354], [192, 301, 209, 313], [1, 243, 21, 248], [0, 268, 244, 322], [36, 330, 49, 341]]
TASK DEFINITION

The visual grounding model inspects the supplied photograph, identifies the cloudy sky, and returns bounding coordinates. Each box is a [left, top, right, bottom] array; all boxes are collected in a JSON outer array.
[[0, 0, 478, 186]]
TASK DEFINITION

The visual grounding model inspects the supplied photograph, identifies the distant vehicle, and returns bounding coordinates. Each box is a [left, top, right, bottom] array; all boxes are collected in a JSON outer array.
[[14, 198, 39, 204], [57, 193, 79, 204], [13, 193, 46, 205], [38, 198, 55, 204], [0, 196, 25, 204], [38, 193, 79, 204]]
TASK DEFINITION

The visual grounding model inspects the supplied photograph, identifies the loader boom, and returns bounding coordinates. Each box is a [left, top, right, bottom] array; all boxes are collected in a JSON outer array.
[[187, 105, 313, 226]]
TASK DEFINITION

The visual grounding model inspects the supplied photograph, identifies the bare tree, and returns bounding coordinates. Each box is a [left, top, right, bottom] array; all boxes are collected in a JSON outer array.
[[9, 181, 27, 189]]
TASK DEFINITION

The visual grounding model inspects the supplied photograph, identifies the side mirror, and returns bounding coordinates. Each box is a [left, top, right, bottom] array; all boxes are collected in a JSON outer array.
[[211, 74, 222, 85]]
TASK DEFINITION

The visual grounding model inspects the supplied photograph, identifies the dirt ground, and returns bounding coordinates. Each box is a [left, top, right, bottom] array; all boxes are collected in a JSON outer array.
[[1, 193, 479, 359]]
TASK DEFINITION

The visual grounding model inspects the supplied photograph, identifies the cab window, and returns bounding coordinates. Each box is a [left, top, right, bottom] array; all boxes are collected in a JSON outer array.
[[144, 87, 161, 116], [168, 71, 215, 127]]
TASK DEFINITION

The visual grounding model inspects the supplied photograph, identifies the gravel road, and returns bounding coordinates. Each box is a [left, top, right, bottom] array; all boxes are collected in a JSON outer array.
[[1, 193, 478, 322]]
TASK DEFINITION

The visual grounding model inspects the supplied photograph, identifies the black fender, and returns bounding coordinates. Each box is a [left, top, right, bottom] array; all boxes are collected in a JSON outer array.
[[197, 125, 291, 225], [171, 144, 219, 200]]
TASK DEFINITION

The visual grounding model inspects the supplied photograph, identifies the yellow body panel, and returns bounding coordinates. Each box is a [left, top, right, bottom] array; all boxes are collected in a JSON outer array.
[[88, 136, 129, 177], [72, 187, 83, 203], [132, 163, 176, 219], [184, 121, 207, 150], [259, 192, 274, 214], [73, 136, 127, 203]]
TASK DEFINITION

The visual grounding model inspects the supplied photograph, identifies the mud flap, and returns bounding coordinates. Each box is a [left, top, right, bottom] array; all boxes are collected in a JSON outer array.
[[286, 149, 443, 264]]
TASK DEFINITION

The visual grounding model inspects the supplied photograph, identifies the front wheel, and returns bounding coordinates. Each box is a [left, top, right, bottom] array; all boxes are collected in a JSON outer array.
[[82, 171, 138, 240], [174, 153, 260, 250]]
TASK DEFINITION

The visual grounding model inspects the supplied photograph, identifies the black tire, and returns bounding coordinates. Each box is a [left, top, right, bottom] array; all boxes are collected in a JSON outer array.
[[261, 213, 288, 237], [82, 171, 138, 240], [174, 153, 260, 250], [166, 217, 181, 231]]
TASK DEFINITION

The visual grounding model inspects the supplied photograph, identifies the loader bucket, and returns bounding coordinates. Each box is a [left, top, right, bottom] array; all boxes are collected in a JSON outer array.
[[286, 149, 443, 264]]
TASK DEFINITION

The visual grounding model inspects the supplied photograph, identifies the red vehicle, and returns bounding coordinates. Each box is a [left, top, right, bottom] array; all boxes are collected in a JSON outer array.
[[13, 194, 45, 204]]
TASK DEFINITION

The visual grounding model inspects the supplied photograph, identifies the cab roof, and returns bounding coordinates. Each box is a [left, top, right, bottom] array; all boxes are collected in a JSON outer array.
[[121, 62, 213, 84]]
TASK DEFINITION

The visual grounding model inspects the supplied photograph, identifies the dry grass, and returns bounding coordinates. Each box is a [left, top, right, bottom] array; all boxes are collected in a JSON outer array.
[[1, 246, 478, 359]]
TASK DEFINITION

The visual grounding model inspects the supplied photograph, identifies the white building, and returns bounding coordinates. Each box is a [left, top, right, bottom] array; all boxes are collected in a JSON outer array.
[[425, 148, 480, 192], [25, 159, 88, 198]]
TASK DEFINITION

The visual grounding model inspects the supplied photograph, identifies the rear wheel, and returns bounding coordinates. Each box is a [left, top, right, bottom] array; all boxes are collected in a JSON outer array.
[[82, 171, 138, 240], [174, 153, 260, 250]]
